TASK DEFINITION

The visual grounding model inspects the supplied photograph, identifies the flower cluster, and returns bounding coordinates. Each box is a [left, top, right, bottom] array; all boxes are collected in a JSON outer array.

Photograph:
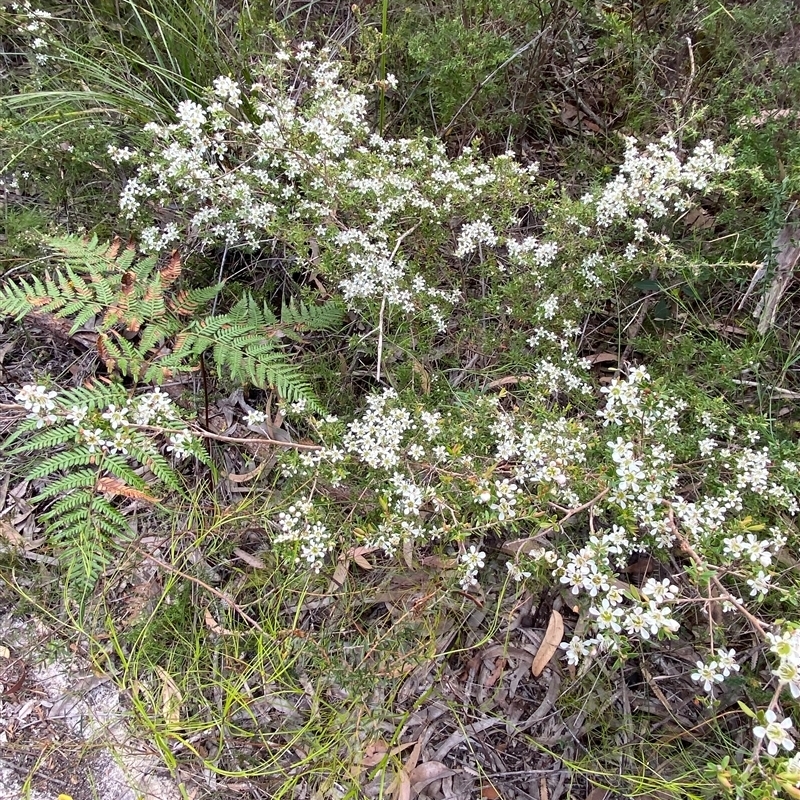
[[15, 383, 58, 427], [342, 388, 414, 470], [459, 546, 486, 590], [691, 649, 739, 694], [273, 498, 333, 573], [14, 384, 200, 461], [10, 1, 55, 65], [589, 134, 730, 227], [115, 49, 537, 334]]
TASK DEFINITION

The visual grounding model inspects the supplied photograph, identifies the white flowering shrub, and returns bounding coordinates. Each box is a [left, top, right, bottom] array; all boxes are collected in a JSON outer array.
[[261, 367, 800, 793], [114, 45, 539, 337], [6, 1, 55, 66], [5, 41, 800, 797]]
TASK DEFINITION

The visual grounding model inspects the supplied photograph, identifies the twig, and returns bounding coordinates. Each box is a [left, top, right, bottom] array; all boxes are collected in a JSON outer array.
[[376, 295, 386, 383], [622, 264, 658, 361], [375, 222, 420, 383], [502, 488, 609, 556], [731, 379, 800, 399], [666, 505, 769, 639], [131, 545, 267, 635], [190, 426, 321, 451], [681, 35, 696, 106], [0, 757, 63, 787]]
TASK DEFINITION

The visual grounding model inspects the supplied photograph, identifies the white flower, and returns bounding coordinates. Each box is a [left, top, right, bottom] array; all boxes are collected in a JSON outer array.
[[132, 388, 177, 425], [245, 409, 267, 426], [66, 405, 89, 425], [715, 648, 740, 678], [754, 710, 794, 756], [407, 443, 425, 460], [101, 403, 129, 430], [176, 100, 206, 133], [699, 437, 717, 456], [16, 383, 57, 414], [80, 428, 106, 454], [506, 561, 531, 582], [747, 570, 772, 597], [109, 429, 133, 455], [460, 545, 486, 572], [774, 661, 800, 699], [590, 599, 623, 633], [560, 636, 590, 666], [785, 753, 800, 781], [641, 577, 679, 603], [459, 545, 487, 589], [455, 219, 497, 258], [691, 660, 724, 693], [212, 75, 242, 107], [289, 398, 308, 415], [167, 429, 195, 459]]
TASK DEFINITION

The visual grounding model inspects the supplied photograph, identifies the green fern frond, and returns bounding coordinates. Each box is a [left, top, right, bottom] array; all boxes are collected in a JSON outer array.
[[281, 298, 345, 331], [26, 446, 95, 479], [4, 417, 47, 449], [44, 487, 121, 592], [171, 311, 322, 411], [35, 469, 99, 500], [41, 492, 95, 518], [58, 383, 129, 412], [137, 323, 167, 355], [11, 424, 79, 455], [101, 453, 149, 489]]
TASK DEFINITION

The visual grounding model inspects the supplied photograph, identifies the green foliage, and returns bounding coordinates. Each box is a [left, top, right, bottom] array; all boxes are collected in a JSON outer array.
[[4, 2, 800, 798], [0, 234, 336, 409], [5, 376, 209, 595]]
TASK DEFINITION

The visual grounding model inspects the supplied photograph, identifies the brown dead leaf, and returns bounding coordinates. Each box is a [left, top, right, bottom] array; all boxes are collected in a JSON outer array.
[[532, 609, 564, 677], [328, 558, 350, 592], [0, 518, 24, 548], [641, 665, 672, 713], [559, 101, 602, 133], [757, 223, 800, 335], [392, 770, 411, 800], [586, 352, 620, 365], [484, 657, 507, 689], [361, 740, 389, 767], [402, 537, 414, 569], [420, 554, 456, 569], [586, 789, 610, 800], [353, 551, 374, 570], [96, 477, 160, 503], [227, 464, 266, 483], [683, 206, 715, 231], [409, 762, 456, 794], [402, 737, 422, 775], [155, 666, 183, 726], [707, 321, 747, 335], [233, 548, 265, 569], [204, 608, 235, 636], [485, 375, 530, 390]]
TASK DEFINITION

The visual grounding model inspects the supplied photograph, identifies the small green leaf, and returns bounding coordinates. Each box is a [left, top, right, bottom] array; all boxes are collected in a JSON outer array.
[[737, 700, 757, 719]]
